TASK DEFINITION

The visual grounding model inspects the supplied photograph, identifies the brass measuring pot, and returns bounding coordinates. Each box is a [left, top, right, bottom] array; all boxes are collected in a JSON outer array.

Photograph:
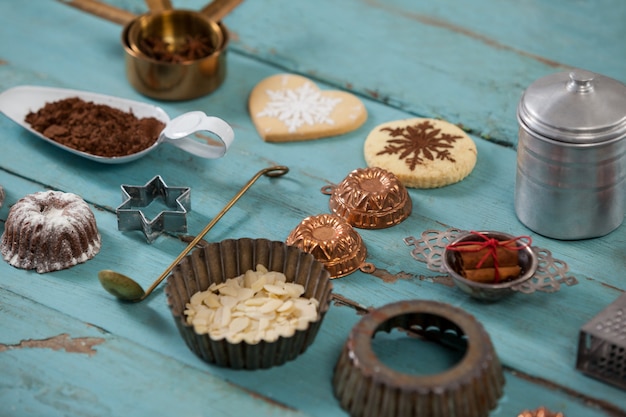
[[61, 0, 242, 101]]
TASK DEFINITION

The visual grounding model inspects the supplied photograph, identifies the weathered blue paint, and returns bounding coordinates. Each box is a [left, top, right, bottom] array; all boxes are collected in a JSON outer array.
[[0, 1, 625, 416]]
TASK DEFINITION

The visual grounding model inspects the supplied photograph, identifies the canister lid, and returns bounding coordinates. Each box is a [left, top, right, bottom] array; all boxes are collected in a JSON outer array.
[[517, 69, 626, 143]]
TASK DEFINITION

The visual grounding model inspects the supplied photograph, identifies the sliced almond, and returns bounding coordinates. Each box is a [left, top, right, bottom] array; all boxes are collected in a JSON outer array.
[[229, 316, 251, 335], [263, 284, 287, 295], [277, 299, 294, 313], [259, 298, 283, 313], [185, 265, 320, 343], [250, 275, 267, 293]]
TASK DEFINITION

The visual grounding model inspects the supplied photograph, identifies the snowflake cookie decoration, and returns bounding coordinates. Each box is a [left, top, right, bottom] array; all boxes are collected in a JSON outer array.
[[377, 120, 463, 171], [257, 82, 343, 133]]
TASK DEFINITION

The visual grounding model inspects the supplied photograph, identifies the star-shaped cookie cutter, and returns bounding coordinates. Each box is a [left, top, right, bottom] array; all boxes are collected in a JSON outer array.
[[116, 176, 191, 243]]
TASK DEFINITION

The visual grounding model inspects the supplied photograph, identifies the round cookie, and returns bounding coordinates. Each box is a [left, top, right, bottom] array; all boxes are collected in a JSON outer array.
[[364, 118, 477, 188]]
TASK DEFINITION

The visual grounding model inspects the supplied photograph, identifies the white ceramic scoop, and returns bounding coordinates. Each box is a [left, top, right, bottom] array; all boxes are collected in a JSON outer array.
[[0, 85, 234, 163]]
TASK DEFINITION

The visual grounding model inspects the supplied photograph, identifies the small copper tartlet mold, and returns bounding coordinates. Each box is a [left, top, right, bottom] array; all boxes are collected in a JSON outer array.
[[333, 300, 504, 417], [405, 228, 578, 301], [286, 213, 371, 279], [518, 407, 566, 417], [322, 167, 412, 229], [576, 292, 626, 390], [165, 238, 333, 370]]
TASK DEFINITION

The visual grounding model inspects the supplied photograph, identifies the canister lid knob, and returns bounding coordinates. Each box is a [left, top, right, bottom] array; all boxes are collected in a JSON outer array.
[[567, 70, 595, 93], [517, 69, 626, 143]]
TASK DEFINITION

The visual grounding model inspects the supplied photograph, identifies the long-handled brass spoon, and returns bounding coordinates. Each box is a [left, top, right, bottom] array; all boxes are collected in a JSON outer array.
[[98, 165, 289, 302]]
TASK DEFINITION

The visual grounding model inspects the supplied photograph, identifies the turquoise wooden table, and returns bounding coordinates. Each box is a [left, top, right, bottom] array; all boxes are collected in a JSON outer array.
[[1, 1, 625, 416]]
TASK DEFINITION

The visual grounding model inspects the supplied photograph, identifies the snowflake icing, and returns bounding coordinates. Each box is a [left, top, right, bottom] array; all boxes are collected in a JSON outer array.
[[377, 120, 462, 171], [257, 82, 342, 132]]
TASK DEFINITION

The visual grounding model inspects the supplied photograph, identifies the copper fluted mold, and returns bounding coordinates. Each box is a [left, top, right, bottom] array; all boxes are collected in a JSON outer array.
[[517, 407, 566, 417], [286, 213, 367, 278], [165, 238, 333, 370], [333, 300, 504, 417], [327, 167, 412, 229]]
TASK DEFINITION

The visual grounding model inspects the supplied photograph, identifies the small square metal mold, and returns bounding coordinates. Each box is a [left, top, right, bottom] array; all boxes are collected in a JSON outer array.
[[576, 292, 626, 390], [116, 175, 191, 243]]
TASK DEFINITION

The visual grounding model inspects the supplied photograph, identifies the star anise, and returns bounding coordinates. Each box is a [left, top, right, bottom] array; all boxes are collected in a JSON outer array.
[[139, 36, 178, 62], [139, 34, 215, 63], [177, 34, 215, 60], [377, 120, 462, 171]]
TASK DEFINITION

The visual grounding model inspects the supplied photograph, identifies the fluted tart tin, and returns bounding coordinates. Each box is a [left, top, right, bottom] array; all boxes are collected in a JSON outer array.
[[165, 238, 333, 370], [322, 167, 412, 229], [286, 213, 370, 278], [333, 300, 504, 417], [517, 407, 565, 417], [515, 69, 626, 239]]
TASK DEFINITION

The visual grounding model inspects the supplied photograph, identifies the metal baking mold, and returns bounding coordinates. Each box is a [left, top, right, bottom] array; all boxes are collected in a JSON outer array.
[[286, 213, 374, 279], [117, 175, 191, 243], [517, 407, 566, 417], [333, 300, 504, 417], [576, 292, 626, 390], [404, 228, 578, 300], [321, 167, 412, 229], [165, 238, 333, 369]]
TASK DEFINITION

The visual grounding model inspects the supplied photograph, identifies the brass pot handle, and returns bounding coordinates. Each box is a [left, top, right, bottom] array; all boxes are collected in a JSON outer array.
[[57, 0, 136, 25], [144, 0, 172, 13], [200, 0, 244, 22]]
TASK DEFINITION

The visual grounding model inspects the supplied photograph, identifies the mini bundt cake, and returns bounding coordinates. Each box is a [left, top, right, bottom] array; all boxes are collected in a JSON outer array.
[[1, 190, 101, 273]]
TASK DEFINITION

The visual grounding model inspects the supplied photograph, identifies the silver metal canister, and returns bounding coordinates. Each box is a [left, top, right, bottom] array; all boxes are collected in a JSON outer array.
[[515, 69, 626, 239]]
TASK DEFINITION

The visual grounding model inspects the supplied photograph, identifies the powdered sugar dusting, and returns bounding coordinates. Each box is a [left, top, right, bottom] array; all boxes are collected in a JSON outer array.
[[0, 190, 101, 273]]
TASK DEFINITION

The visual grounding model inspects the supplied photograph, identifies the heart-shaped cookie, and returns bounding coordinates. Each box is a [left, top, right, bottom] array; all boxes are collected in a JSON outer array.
[[249, 74, 367, 142]]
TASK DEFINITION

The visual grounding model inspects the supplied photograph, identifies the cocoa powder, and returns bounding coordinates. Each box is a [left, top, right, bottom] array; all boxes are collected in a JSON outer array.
[[25, 97, 166, 158]]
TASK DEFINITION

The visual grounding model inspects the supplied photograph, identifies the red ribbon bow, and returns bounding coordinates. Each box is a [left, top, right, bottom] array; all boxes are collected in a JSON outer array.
[[446, 231, 532, 283]]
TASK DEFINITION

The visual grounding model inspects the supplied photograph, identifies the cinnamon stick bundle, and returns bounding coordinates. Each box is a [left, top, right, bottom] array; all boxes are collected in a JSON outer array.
[[462, 265, 521, 283], [457, 244, 519, 269], [456, 244, 521, 283]]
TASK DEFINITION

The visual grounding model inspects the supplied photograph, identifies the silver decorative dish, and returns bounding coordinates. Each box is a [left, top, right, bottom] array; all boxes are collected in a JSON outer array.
[[442, 230, 538, 301], [405, 228, 578, 301]]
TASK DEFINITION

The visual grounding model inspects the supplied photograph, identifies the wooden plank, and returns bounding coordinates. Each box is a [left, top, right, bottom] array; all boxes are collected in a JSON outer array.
[[0, 270, 623, 417], [0, 287, 308, 417], [0, 174, 624, 415], [0, 1, 625, 416], [218, 0, 626, 143]]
